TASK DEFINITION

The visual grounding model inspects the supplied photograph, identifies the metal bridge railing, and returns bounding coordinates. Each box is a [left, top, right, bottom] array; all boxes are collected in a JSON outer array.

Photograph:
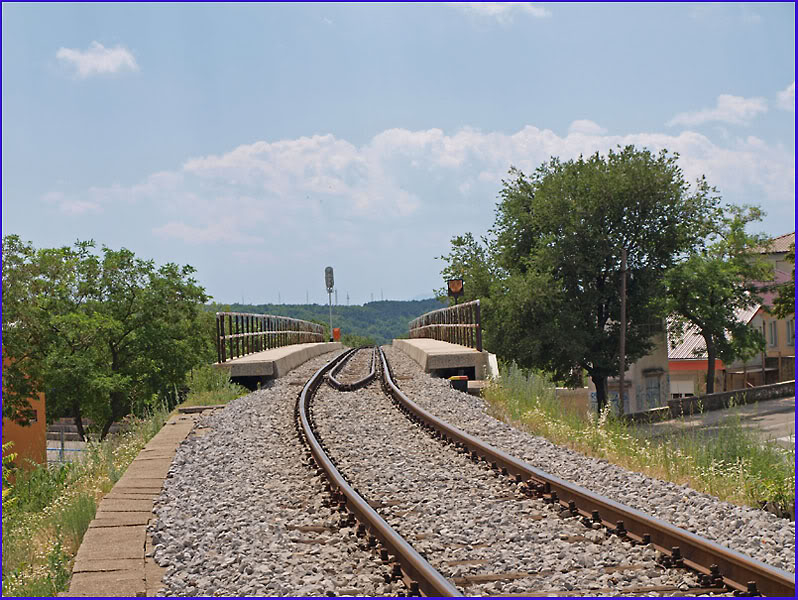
[[408, 299, 482, 352], [216, 312, 324, 363]]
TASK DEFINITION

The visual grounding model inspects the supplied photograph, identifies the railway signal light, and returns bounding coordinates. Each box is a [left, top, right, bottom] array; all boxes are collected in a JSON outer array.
[[325, 266, 334, 341], [447, 278, 464, 305]]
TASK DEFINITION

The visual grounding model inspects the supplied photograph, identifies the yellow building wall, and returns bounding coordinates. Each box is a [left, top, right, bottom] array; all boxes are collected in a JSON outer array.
[[761, 310, 795, 382]]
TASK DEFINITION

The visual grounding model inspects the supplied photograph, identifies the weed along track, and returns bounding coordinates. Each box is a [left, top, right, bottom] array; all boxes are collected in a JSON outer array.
[[298, 347, 795, 597]]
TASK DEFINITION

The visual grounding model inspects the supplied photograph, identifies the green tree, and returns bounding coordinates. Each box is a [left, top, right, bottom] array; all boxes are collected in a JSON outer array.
[[437, 233, 496, 303], [440, 146, 719, 412], [2, 236, 212, 439], [665, 207, 772, 393], [773, 243, 795, 319], [341, 333, 376, 347]]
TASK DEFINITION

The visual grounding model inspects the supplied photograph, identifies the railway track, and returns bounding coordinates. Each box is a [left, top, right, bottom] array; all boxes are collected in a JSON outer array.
[[296, 346, 796, 597]]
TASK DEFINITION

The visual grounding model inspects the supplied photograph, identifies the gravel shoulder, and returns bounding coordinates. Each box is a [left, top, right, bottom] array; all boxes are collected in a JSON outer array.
[[383, 345, 795, 574]]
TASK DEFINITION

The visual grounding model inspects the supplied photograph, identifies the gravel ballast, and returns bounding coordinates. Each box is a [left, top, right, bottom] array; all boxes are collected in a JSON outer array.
[[382, 345, 795, 574], [149, 350, 398, 597]]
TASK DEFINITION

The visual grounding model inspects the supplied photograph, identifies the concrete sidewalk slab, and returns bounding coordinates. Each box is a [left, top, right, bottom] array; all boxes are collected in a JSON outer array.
[[144, 558, 167, 597], [75, 525, 146, 560], [72, 557, 142, 573], [97, 498, 154, 512], [90, 512, 152, 527], [103, 491, 160, 500], [68, 571, 145, 597], [118, 459, 174, 479]]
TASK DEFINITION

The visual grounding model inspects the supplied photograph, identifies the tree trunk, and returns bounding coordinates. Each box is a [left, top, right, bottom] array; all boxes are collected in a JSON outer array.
[[72, 400, 86, 442], [705, 335, 716, 394], [101, 346, 122, 441], [100, 389, 126, 441], [592, 373, 608, 414]]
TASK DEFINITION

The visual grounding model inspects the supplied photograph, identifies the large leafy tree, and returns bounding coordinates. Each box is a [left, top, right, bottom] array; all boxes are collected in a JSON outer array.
[[441, 146, 718, 412], [2, 236, 213, 439], [665, 207, 772, 393]]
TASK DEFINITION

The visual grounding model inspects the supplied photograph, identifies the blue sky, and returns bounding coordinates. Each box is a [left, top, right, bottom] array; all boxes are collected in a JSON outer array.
[[2, 2, 794, 305]]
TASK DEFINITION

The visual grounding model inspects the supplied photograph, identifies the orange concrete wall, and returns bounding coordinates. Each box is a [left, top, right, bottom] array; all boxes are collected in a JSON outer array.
[[669, 359, 724, 372], [2, 356, 47, 468], [2, 394, 47, 468]]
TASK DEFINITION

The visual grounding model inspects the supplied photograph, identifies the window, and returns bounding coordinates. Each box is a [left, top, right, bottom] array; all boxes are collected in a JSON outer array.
[[788, 320, 795, 347], [670, 379, 694, 398], [768, 321, 778, 347]]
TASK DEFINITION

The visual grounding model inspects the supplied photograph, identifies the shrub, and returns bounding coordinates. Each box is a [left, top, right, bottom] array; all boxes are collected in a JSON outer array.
[[483, 362, 795, 513], [341, 333, 376, 348], [181, 364, 249, 407], [2, 408, 168, 597]]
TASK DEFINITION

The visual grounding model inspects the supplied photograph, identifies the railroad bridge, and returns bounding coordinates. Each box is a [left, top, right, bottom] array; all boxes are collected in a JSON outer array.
[[67, 300, 795, 597], [214, 299, 494, 389]]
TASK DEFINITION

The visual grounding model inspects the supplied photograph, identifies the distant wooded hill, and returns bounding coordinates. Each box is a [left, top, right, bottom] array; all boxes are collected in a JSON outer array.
[[217, 298, 446, 345]]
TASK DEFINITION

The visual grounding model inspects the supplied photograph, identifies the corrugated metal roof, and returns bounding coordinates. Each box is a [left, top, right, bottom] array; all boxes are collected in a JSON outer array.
[[735, 303, 761, 325], [757, 231, 794, 254], [667, 304, 762, 360], [668, 322, 707, 360]]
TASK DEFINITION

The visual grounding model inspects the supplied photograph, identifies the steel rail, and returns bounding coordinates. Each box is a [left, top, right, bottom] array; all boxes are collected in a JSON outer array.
[[296, 349, 459, 597], [378, 347, 795, 598], [327, 346, 377, 391]]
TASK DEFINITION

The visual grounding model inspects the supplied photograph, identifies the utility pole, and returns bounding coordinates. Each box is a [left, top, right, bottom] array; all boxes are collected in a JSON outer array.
[[371, 292, 374, 303], [346, 292, 350, 306], [278, 291, 281, 305], [618, 247, 627, 416]]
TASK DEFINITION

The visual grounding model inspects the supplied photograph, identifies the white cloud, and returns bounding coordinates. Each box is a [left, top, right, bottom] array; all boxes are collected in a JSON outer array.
[[777, 82, 795, 112], [56, 41, 139, 78], [45, 124, 794, 250], [451, 2, 550, 23], [43, 191, 101, 214], [152, 220, 263, 245], [568, 119, 607, 136], [668, 94, 768, 127]]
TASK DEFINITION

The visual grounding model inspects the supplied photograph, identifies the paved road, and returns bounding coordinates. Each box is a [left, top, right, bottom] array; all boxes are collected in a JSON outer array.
[[637, 395, 795, 449]]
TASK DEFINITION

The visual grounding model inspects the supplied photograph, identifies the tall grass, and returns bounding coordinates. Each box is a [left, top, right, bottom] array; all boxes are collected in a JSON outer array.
[[58, 493, 97, 552], [2, 406, 169, 597], [484, 362, 795, 514], [179, 364, 249, 407]]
